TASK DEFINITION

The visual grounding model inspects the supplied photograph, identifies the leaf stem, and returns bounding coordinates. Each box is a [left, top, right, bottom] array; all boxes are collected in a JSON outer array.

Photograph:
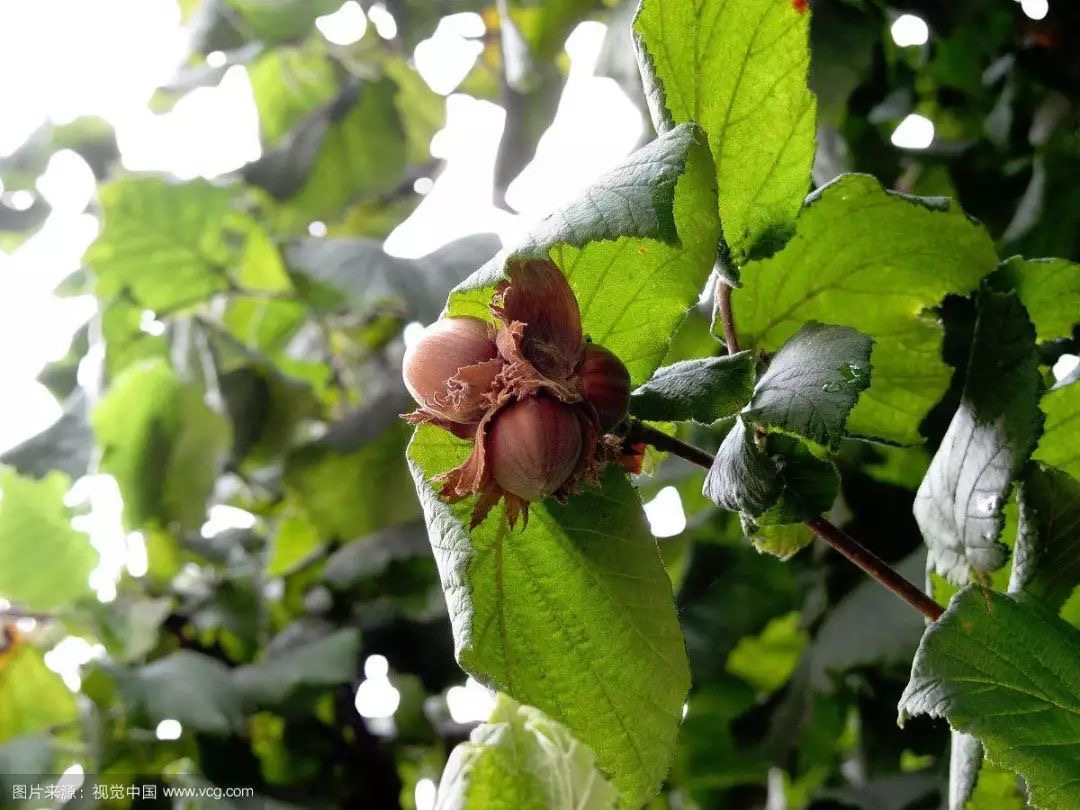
[[628, 421, 943, 622], [715, 281, 741, 354]]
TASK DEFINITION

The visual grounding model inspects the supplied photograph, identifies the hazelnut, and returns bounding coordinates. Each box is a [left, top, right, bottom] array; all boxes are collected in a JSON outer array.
[[402, 316, 500, 423], [578, 343, 631, 431], [487, 396, 584, 502]]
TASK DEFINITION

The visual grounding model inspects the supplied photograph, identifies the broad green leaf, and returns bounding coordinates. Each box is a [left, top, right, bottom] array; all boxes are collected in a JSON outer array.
[[93, 359, 232, 532], [265, 513, 322, 577], [85, 597, 173, 664], [0, 468, 96, 611], [726, 612, 808, 695], [732, 174, 999, 445], [629, 352, 755, 424], [899, 587, 1080, 810], [87, 177, 235, 311], [285, 422, 419, 541], [448, 123, 721, 386], [0, 393, 91, 481], [0, 645, 78, 744], [704, 419, 837, 526], [323, 521, 429, 589], [633, 0, 816, 265], [1010, 463, 1080, 613], [0, 736, 54, 789], [743, 321, 872, 450], [248, 43, 338, 144], [745, 520, 815, 559], [236, 629, 360, 705], [121, 651, 242, 734], [385, 57, 446, 165], [437, 693, 618, 810], [1034, 378, 1080, 481], [998, 257, 1080, 342], [915, 286, 1043, 583], [222, 219, 306, 353], [222, 0, 340, 42], [258, 78, 407, 228], [409, 426, 689, 807], [808, 550, 926, 692]]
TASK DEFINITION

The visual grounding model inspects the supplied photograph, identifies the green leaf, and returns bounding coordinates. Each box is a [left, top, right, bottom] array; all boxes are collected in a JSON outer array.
[[285, 422, 419, 541], [437, 693, 619, 810], [93, 359, 232, 532], [732, 174, 999, 445], [899, 587, 1080, 810], [704, 419, 837, 525], [254, 79, 406, 228], [87, 177, 235, 311], [726, 612, 808, 695], [1010, 463, 1080, 614], [629, 352, 755, 424], [236, 629, 360, 705], [998, 256, 1080, 342], [248, 42, 338, 145], [409, 426, 689, 807], [384, 57, 446, 165], [0, 646, 79, 744], [122, 650, 242, 734], [0, 468, 96, 611], [743, 321, 872, 450], [633, 0, 816, 265], [86, 597, 173, 664], [448, 123, 721, 387], [1034, 378, 1080, 481], [808, 550, 926, 691], [915, 286, 1043, 583], [265, 513, 322, 577], [222, 0, 340, 42]]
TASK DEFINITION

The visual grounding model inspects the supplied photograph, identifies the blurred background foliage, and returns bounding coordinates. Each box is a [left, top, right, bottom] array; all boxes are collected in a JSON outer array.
[[0, 0, 1077, 808]]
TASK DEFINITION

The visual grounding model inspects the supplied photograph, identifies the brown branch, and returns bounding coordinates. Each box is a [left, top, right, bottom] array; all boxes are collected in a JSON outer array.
[[629, 421, 943, 622]]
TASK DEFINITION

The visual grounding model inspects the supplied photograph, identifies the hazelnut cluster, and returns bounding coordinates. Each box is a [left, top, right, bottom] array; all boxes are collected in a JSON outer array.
[[402, 259, 634, 527]]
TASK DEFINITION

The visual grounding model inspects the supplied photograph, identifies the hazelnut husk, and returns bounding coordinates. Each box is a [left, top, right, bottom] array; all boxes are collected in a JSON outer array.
[[403, 259, 637, 527]]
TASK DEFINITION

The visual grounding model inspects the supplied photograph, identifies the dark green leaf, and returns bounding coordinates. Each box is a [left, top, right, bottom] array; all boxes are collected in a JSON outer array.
[[93, 359, 232, 532], [86, 597, 173, 664], [629, 352, 754, 424], [437, 694, 619, 810], [122, 651, 242, 734], [915, 286, 1043, 583], [322, 521, 430, 589], [634, 0, 815, 265], [0, 392, 91, 480], [743, 321, 872, 450], [287, 233, 500, 323], [899, 587, 1080, 810], [808, 550, 926, 691], [236, 629, 360, 704], [1010, 463, 1080, 614], [998, 256, 1080, 342], [448, 123, 721, 386], [0, 468, 96, 611], [409, 426, 689, 806], [87, 177, 235, 311], [704, 420, 838, 527], [733, 174, 999, 445]]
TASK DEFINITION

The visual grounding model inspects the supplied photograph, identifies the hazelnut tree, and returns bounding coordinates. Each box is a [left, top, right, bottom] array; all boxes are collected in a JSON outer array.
[[0, 0, 1078, 809]]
